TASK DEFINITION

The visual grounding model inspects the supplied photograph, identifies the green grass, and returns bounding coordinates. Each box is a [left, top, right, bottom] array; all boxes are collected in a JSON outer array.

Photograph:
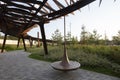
[[27, 45, 120, 78], [0, 44, 24, 51]]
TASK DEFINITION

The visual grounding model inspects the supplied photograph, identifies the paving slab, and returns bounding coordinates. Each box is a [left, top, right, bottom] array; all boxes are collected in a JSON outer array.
[[0, 50, 120, 80]]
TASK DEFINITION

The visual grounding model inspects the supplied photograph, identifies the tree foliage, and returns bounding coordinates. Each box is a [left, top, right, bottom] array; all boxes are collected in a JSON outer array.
[[112, 31, 120, 45], [66, 31, 71, 41], [51, 29, 63, 45], [71, 36, 78, 45], [87, 30, 102, 44], [80, 25, 102, 45], [80, 25, 88, 44]]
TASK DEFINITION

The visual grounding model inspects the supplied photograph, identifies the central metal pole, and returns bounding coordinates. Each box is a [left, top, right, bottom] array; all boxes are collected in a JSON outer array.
[[60, 16, 69, 66], [51, 16, 80, 71], [64, 16, 66, 47]]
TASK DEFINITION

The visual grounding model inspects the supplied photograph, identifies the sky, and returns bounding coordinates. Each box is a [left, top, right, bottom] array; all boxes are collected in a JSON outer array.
[[28, 0, 120, 40]]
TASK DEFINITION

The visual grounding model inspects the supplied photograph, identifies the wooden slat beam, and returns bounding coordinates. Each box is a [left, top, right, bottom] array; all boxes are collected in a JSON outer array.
[[53, 0, 65, 9], [6, 7, 30, 15], [48, 0, 95, 20], [1, 0, 42, 5], [45, 2, 56, 12], [42, 7, 49, 13], [24, 0, 48, 30], [70, 0, 75, 4], [65, 0, 70, 6], [5, 1, 32, 11]]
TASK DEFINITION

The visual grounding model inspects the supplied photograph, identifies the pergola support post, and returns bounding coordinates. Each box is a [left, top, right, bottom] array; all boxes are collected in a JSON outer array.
[[17, 37, 20, 48], [29, 37, 33, 48], [37, 32, 40, 47], [21, 35, 27, 51], [1, 33, 7, 53], [39, 23, 48, 55]]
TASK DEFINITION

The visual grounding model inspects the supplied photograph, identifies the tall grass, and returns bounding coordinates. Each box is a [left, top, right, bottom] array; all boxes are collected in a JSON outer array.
[[28, 45, 120, 78]]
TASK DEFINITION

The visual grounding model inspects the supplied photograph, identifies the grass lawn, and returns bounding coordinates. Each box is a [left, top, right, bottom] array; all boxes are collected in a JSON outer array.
[[27, 45, 120, 78], [0, 44, 24, 52]]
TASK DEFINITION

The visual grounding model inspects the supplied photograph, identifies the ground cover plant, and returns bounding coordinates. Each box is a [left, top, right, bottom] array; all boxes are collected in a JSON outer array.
[[28, 45, 120, 78]]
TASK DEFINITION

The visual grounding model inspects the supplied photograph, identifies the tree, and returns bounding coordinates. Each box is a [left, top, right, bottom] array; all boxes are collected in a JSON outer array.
[[80, 25, 102, 45], [112, 30, 120, 45], [51, 29, 63, 45], [66, 31, 71, 41], [71, 36, 78, 45], [93, 30, 101, 40], [88, 30, 101, 44], [103, 32, 110, 45], [80, 25, 88, 44]]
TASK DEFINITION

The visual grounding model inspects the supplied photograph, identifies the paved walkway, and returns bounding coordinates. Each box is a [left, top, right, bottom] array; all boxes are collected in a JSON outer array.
[[0, 50, 120, 80]]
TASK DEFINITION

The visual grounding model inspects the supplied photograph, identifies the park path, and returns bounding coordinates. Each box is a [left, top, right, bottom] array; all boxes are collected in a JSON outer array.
[[0, 50, 120, 80]]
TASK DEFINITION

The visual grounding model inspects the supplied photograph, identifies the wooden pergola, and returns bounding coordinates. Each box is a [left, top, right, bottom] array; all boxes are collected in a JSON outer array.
[[1, 0, 107, 54]]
